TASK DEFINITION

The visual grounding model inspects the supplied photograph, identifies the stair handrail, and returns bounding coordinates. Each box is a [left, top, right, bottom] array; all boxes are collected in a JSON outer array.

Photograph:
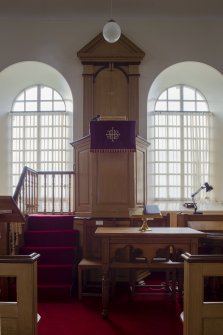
[[13, 166, 38, 215], [13, 165, 27, 202], [13, 166, 75, 215], [13, 166, 36, 201]]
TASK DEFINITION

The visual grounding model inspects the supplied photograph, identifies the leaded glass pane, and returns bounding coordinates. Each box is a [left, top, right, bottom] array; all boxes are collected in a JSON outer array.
[[168, 101, 180, 111], [168, 86, 180, 100], [41, 86, 53, 100], [155, 101, 167, 111], [183, 86, 195, 100], [26, 87, 37, 100]]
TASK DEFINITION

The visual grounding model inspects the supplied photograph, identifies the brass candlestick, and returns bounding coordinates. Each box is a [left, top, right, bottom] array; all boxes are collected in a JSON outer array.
[[139, 217, 152, 232], [129, 208, 162, 232]]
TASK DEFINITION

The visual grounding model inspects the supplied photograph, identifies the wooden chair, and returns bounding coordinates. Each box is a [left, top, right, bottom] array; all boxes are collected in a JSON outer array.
[[77, 218, 130, 300], [78, 258, 102, 300], [127, 213, 183, 299]]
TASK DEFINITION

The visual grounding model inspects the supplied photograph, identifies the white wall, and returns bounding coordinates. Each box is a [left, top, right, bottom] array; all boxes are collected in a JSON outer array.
[[0, 17, 223, 197]]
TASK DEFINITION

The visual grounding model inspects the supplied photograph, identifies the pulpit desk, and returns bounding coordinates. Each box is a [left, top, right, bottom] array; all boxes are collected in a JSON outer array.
[[95, 226, 206, 318]]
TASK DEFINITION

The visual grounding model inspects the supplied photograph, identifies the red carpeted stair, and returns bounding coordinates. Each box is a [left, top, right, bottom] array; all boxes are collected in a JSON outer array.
[[20, 214, 79, 302]]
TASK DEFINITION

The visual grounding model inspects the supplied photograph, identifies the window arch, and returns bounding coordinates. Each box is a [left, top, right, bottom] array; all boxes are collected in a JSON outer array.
[[10, 84, 72, 192], [148, 84, 212, 200]]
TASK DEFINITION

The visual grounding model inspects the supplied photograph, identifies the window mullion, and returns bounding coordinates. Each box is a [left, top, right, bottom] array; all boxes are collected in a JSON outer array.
[[37, 85, 41, 171], [180, 85, 185, 199]]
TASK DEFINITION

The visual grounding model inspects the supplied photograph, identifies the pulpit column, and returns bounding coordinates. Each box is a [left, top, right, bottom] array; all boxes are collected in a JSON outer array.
[[128, 65, 140, 134], [83, 65, 94, 135]]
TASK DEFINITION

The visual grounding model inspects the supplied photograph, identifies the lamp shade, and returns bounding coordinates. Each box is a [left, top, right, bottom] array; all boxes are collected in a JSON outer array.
[[204, 182, 213, 192], [103, 19, 121, 43]]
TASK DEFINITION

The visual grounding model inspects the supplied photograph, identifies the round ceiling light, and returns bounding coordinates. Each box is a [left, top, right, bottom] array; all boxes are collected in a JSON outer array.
[[103, 19, 121, 43]]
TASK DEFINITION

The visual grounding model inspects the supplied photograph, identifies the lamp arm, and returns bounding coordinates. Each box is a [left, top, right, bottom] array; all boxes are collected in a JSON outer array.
[[191, 195, 197, 213], [191, 186, 205, 198], [191, 183, 213, 215]]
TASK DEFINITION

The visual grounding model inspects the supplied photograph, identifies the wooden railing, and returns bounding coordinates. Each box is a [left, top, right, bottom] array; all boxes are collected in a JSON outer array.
[[13, 167, 38, 215], [13, 166, 75, 215]]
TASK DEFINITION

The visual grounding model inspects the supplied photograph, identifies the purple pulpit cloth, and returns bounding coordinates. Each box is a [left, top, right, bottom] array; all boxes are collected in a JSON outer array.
[[90, 120, 136, 152]]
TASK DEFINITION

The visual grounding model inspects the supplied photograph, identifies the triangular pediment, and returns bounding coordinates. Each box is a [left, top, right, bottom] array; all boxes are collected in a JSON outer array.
[[77, 33, 145, 63]]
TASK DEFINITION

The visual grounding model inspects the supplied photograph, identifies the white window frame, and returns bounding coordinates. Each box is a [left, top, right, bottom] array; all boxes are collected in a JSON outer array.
[[10, 84, 72, 193], [148, 84, 212, 201]]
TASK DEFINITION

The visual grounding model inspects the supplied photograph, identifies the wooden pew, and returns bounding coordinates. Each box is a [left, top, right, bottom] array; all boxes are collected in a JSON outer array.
[[178, 213, 223, 230], [177, 213, 223, 254], [182, 253, 223, 335], [0, 253, 40, 335]]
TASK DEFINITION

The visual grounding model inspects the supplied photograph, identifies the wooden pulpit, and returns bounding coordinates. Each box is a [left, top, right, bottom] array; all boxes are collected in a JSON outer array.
[[71, 128, 150, 217]]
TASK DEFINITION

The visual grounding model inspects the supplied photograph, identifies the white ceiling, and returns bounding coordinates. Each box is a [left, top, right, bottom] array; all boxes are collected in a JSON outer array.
[[1, 0, 223, 19]]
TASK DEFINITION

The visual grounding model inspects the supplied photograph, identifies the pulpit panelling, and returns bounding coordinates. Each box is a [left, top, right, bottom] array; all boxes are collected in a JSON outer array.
[[71, 135, 149, 217]]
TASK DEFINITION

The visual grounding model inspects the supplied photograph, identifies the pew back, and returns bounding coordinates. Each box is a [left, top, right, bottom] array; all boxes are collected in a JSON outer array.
[[0, 253, 39, 335], [182, 253, 223, 335]]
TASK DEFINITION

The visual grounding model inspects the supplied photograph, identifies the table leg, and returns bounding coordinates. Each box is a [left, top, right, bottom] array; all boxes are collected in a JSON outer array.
[[101, 270, 110, 319], [177, 268, 184, 305]]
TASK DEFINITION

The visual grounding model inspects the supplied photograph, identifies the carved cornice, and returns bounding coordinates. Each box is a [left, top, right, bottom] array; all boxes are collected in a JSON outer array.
[[77, 33, 145, 64]]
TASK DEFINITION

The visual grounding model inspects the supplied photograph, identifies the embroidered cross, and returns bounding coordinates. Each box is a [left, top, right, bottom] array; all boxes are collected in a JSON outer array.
[[106, 127, 120, 142]]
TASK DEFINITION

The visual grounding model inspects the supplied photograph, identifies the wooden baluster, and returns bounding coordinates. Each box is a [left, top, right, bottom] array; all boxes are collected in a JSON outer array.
[[44, 174, 47, 213], [68, 173, 72, 213], [52, 174, 55, 213], [60, 174, 63, 213]]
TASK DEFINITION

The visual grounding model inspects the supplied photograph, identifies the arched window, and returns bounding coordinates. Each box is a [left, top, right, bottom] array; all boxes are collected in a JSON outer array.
[[10, 85, 72, 192], [148, 85, 212, 200]]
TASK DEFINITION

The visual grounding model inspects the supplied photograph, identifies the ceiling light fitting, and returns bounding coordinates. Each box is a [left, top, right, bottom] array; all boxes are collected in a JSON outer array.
[[103, 0, 121, 43]]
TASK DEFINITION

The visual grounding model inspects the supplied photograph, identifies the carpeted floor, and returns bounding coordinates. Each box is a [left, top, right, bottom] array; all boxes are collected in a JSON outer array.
[[20, 214, 79, 302], [38, 290, 183, 335], [20, 215, 183, 334]]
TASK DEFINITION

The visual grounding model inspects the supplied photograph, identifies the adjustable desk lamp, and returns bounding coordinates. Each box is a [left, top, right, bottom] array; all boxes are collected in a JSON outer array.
[[191, 182, 213, 214]]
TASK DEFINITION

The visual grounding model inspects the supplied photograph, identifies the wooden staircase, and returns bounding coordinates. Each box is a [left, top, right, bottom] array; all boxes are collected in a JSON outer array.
[[20, 214, 79, 302]]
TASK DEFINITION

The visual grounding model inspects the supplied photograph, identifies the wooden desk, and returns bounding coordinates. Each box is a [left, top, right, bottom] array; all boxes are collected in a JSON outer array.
[[95, 227, 206, 318]]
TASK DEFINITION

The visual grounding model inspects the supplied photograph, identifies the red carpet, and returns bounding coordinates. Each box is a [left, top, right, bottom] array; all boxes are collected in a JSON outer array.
[[20, 214, 79, 301], [19, 215, 182, 334], [38, 293, 183, 335]]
